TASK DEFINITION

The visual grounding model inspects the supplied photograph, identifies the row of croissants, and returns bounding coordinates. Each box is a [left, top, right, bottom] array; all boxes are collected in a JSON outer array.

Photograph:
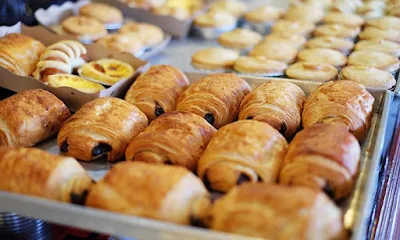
[[0, 65, 374, 239]]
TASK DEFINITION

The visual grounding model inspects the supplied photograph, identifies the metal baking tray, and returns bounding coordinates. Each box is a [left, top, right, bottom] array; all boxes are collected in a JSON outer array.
[[0, 73, 391, 240]]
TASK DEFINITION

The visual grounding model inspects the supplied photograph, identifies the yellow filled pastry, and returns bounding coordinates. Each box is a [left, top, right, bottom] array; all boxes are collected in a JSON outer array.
[[79, 58, 135, 86], [47, 74, 105, 94]]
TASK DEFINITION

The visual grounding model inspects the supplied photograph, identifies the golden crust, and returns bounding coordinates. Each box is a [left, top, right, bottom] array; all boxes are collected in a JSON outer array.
[[355, 39, 400, 57], [125, 65, 189, 122], [262, 33, 307, 49], [96, 33, 144, 56], [57, 97, 148, 162], [191, 48, 239, 70], [62, 16, 108, 41], [347, 50, 400, 72], [244, 5, 283, 23], [283, 5, 325, 23], [233, 56, 288, 75], [0, 147, 92, 203], [79, 3, 123, 25], [0, 89, 71, 147], [286, 62, 338, 82], [323, 12, 365, 27], [209, 183, 344, 239], [194, 11, 237, 28], [119, 22, 164, 47], [85, 161, 210, 225], [366, 16, 400, 30], [339, 66, 396, 90], [217, 28, 262, 50], [209, 0, 247, 17], [249, 42, 298, 64], [358, 27, 400, 43], [314, 24, 361, 39], [280, 122, 360, 200], [239, 81, 306, 138], [302, 80, 375, 140], [305, 36, 354, 54], [176, 73, 251, 129], [271, 20, 315, 36], [125, 111, 216, 171], [197, 121, 288, 193], [297, 48, 347, 67]]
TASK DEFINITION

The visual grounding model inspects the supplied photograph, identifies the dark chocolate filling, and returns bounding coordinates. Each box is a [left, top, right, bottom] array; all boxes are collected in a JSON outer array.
[[92, 143, 112, 157], [155, 104, 165, 117], [236, 173, 251, 185], [323, 182, 335, 199], [164, 160, 173, 165], [203, 173, 212, 190], [204, 113, 215, 126], [189, 215, 208, 228], [246, 116, 254, 120], [318, 115, 337, 124], [279, 122, 287, 135], [70, 189, 89, 205], [60, 142, 69, 153]]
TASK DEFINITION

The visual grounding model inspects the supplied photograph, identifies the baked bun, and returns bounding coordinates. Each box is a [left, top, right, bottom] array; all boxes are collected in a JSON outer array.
[[119, 22, 164, 47], [61, 16, 108, 42], [79, 3, 123, 25], [96, 33, 144, 56]]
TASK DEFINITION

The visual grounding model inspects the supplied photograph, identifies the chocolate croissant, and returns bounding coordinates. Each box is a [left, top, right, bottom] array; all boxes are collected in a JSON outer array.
[[239, 81, 306, 139], [0, 147, 93, 204], [0, 89, 71, 147], [280, 122, 360, 200], [58, 97, 148, 162], [302, 80, 374, 140], [85, 161, 211, 225], [208, 183, 344, 240], [197, 120, 288, 193], [125, 65, 189, 122], [125, 111, 216, 171], [176, 73, 251, 129]]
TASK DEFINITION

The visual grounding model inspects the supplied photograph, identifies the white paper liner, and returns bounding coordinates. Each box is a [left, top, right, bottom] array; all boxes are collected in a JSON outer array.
[[0, 22, 21, 37]]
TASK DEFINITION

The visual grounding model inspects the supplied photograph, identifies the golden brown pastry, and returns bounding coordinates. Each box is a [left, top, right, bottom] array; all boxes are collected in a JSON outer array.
[[314, 24, 361, 40], [244, 5, 283, 24], [0, 147, 93, 204], [121, 0, 166, 10], [197, 121, 288, 193], [305, 36, 355, 55], [280, 122, 361, 200], [33, 40, 88, 81], [57, 97, 148, 162], [46, 74, 105, 94], [359, 27, 400, 43], [239, 81, 306, 138], [208, 183, 344, 240], [323, 11, 365, 27], [209, 0, 247, 17], [79, 3, 123, 26], [339, 66, 396, 90], [96, 33, 144, 56], [0, 33, 45, 76], [262, 32, 307, 49], [286, 62, 338, 82], [249, 41, 298, 64], [233, 56, 288, 76], [119, 22, 164, 48], [152, 5, 191, 20], [355, 39, 400, 58], [366, 16, 400, 30], [191, 48, 239, 71], [347, 50, 400, 73], [125, 111, 216, 171], [61, 16, 108, 42], [283, 4, 325, 23], [176, 73, 251, 129], [0, 89, 71, 147], [271, 20, 315, 36], [217, 28, 262, 50], [124, 65, 189, 122], [85, 161, 210, 225], [297, 48, 347, 68], [302, 80, 375, 140]]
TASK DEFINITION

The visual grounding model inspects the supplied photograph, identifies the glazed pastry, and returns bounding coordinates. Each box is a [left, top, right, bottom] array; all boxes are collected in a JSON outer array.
[[262, 33, 307, 49], [46, 74, 105, 94], [61, 16, 108, 42], [57, 97, 148, 162], [244, 5, 283, 24], [198, 121, 288, 193], [209, 0, 247, 17], [355, 40, 400, 58], [0, 89, 71, 147], [283, 5, 325, 23], [286, 62, 338, 82], [0, 33, 45, 76], [33, 40, 88, 81], [79, 3, 123, 26], [280, 122, 361, 200], [217, 28, 262, 51], [85, 161, 210, 225], [191, 48, 239, 71], [339, 66, 396, 90], [208, 183, 344, 240], [78, 58, 135, 86], [119, 22, 164, 48], [0, 147, 93, 204], [347, 50, 400, 73], [249, 41, 298, 64], [302, 80, 374, 140], [96, 33, 144, 56], [271, 20, 315, 36], [176, 73, 251, 129], [305, 36, 355, 55], [323, 12, 364, 27], [313, 24, 361, 40], [125, 111, 216, 171], [234, 56, 288, 76], [359, 27, 400, 44], [366, 16, 400, 30], [297, 48, 347, 68], [239, 81, 306, 138], [124, 65, 189, 122]]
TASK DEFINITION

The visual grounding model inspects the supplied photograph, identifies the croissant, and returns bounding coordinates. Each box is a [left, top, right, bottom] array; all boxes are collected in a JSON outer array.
[[302, 80, 374, 140], [0, 33, 45, 76], [85, 161, 211, 225], [0, 89, 71, 147], [238, 81, 306, 139], [176, 73, 251, 129], [0, 147, 93, 204], [125, 65, 190, 122], [208, 183, 344, 240], [33, 40, 88, 82], [125, 111, 216, 171], [197, 120, 288, 193], [57, 97, 148, 162], [279, 122, 360, 200]]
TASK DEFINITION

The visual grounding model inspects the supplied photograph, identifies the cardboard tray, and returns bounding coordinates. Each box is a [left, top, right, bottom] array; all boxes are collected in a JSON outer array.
[[0, 25, 149, 112]]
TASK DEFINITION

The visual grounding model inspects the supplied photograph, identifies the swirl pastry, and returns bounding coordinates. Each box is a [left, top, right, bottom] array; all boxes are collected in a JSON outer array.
[[302, 80, 375, 140], [197, 120, 288, 193], [61, 16, 108, 42], [0, 89, 71, 147], [124, 65, 189, 122], [176, 73, 251, 129], [239, 81, 306, 138], [125, 111, 216, 171], [58, 97, 148, 162], [33, 40, 88, 81], [0, 147, 93, 204], [85, 161, 210, 225], [280, 122, 360, 200], [0, 33, 45, 76], [208, 183, 344, 240]]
